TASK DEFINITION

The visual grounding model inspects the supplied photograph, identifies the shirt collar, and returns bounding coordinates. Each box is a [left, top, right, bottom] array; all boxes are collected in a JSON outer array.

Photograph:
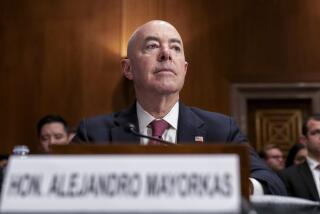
[[162, 102, 179, 129], [306, 156, 320, 170], [136, 102, 179, 131]]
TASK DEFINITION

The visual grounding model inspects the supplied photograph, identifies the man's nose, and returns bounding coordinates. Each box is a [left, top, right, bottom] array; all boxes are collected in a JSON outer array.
[[48, 137, 57, 145], [158, 46, 172, 61]]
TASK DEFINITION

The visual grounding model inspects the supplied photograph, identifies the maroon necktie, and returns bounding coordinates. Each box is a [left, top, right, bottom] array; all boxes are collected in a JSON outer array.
[[149, 119, 169, 145]]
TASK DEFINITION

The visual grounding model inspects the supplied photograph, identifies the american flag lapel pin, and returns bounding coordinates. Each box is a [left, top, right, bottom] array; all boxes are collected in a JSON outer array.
[[195, 136, 204, 143]]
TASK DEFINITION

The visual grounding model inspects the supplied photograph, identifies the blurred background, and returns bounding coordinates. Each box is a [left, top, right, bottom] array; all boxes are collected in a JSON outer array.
[[1, 0, 320, 154]]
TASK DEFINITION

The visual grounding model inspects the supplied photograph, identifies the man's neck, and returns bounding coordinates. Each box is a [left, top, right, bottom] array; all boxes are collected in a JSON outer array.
[[308, 152, 320, 163], [136, 93, 179, 118]]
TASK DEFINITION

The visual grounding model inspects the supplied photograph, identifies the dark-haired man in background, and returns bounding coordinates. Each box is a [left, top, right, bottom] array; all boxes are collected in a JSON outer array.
[[37, 114, 69, 152], [72, 20, 287, 195], [280, 114, 320, 200]]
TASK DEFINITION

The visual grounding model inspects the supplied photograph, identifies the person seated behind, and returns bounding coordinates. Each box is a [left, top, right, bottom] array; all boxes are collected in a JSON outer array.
[[72, 20, 287, 196], [285, 143, 307, 168], [37, 114, 69, 153], [280, 114, 320, 200], [259, 144, 285, 172]]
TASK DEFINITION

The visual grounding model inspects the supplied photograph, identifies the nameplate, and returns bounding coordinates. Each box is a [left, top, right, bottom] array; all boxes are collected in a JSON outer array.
[[0, 154, 240, 213]]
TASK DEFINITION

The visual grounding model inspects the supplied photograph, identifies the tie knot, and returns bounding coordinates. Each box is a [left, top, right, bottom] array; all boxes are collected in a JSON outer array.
[[150, 119, 169, 139]]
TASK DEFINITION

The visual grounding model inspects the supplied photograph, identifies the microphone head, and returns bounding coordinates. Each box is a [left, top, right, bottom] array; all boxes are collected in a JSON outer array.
[[124, 123, 136, 133]]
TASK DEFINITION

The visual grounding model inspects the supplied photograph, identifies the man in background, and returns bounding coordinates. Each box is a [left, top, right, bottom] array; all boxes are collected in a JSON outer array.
[[259, 144, 285, 172], [72, 20, 287, 195], [37, 114, 69, 153], [280, 114, 320, 200]]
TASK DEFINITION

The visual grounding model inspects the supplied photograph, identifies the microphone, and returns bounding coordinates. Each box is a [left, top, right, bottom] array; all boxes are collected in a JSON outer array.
[[124, 123, 173, 145]]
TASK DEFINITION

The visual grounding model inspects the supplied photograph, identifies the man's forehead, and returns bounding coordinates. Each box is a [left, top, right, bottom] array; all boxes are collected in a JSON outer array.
[[268, 148, 280, 152], [41, 122, 65, 131], [135, 21, 182, 42], [43, 122, 64, 127], [307, 119, 320, 128], [127, 20, 183, 56]]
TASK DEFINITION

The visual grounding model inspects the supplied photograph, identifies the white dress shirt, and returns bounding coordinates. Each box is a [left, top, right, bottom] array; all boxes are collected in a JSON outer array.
[[136, 102, 179, 145]]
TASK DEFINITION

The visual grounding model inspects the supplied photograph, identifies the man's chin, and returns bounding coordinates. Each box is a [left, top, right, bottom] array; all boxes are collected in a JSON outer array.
[[155, 86, 181, 95], [154, 81, 184, 93]]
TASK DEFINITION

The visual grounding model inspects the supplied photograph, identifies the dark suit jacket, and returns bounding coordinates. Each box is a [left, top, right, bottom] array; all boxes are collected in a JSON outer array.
[[279, 161, 319, 201], [73, 102, 287, 196]]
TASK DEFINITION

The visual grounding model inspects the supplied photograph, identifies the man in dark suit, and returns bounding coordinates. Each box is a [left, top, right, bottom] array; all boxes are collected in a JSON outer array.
[[280, 114, 320, 200], [73, 20, 287, 196]]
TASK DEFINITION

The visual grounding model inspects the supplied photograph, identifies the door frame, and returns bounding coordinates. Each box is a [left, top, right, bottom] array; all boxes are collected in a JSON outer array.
[[231, 83, 320, 135]]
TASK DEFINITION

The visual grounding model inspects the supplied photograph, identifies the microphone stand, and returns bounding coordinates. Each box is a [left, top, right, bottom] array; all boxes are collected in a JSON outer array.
[[125, 123, 173, 146]]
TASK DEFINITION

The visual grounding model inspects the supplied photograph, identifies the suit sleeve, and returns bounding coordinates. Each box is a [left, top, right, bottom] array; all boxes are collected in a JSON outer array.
[[278, 170, 293, 196], [229, 118, 288, 196], [71, 119, 90, 143]]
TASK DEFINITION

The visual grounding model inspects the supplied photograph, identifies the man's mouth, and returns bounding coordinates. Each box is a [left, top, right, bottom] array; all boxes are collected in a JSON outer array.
[[155, 68, 175, 74]]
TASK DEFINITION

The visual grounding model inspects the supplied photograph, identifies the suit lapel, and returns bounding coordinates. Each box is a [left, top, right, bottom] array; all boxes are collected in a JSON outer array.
[[110, 103, 140, 144], [177, 103, 206, 143], [111, 102, 206, 144], [298, 161, 320, 200]]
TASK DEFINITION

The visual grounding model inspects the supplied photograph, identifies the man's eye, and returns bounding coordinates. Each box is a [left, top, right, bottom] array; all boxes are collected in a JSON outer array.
[[40, 135, 49, 141], [309, 130, 320, 135], [172, 45, 181, 52], [146, 44, 158, 49], [55, 134, 63, 140]]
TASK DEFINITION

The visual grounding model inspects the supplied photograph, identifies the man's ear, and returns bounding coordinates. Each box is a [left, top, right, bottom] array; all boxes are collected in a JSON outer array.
[[185, 61, 188, 73], [121, 58, 133, 80]]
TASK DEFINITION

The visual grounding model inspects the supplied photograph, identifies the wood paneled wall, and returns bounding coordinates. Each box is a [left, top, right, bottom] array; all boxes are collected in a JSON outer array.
[[1, 0, 320, 153]]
